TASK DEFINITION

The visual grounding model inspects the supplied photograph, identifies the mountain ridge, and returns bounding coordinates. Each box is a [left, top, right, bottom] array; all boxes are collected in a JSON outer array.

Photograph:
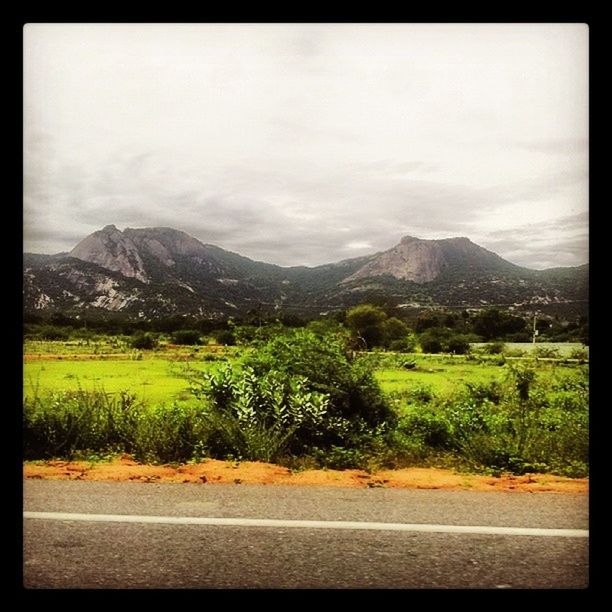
[[24, 225, 588, 319]]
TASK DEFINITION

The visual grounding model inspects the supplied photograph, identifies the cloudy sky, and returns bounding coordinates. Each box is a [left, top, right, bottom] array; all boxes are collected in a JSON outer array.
[[24, 23, 588, 269]]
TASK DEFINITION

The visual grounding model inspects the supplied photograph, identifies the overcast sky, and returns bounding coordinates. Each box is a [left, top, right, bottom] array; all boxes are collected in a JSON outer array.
[[24, 23, 588, 269]]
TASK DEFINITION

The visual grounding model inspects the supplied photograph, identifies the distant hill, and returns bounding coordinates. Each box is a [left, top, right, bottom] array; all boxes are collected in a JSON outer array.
[[23, 226, 588, 319]]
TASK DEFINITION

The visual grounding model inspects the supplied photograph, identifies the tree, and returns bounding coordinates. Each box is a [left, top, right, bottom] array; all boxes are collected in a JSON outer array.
[[130, 331, 157, 350], [383, 317, 410, 342], [214, 329, 236, 346], [171, 329, 201, 345], [345, 304, 387, 349], [472, 308, 527, 340]]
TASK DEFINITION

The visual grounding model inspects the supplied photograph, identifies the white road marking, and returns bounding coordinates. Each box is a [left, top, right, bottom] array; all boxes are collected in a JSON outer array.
[[23, 512, 588, 538]]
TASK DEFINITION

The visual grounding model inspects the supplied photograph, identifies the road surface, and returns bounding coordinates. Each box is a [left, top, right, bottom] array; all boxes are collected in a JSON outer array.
[[23, 480, 588, 589]]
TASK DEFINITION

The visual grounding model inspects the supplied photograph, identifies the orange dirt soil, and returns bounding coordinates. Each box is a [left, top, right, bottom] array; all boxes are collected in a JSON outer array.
[[23, 456, 588, 494]]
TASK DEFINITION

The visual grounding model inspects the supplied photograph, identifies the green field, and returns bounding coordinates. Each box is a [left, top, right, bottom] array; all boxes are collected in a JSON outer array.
[[23, 338, 589, 475], [470, 342, 587, 357], [24, 357, 217, 406], [24, 350, 586, 408]]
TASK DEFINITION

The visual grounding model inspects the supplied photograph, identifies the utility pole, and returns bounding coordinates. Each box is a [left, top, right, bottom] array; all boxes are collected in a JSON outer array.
[[532, 312, 538, 345]]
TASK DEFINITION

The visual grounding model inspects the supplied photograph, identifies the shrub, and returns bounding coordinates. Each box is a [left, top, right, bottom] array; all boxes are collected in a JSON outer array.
[[405, 383, 435, 404], [172, 329, 201, 345], [215, 329, 236, 346], [483, 341, 506, 355], [399, 409, 450, 448], [447, 334, 471, 355], [345, 304, 387, 349], [190, 365, 330, 462], [241, 329, 395, 441], [534, 346, 560, 359], [419, 328, 471, 354], [132, 403, 208, 464], [419, 332, 443, 354], [569, 347, 588, 361], [130, 331, 157, 350], [23, 390, 143, 460], [388, 336, 417, 353], [37, 325, 70, 341]]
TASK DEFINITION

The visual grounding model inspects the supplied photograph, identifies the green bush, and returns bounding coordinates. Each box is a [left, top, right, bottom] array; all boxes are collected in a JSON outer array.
[[190, 365, 330, 462], [483, 341, 506, 355], [241, 329, 396, 444], [23, 390, 143, 460], [130, 331, 157, 350], [132, 403, 208, 463], [569, 347, 588, 361], [419, 328, 471, 354], [215, 329, 236, 346], [534, 346, 560, 359], [399, 409, 450, 449], [447, 335, 471, 355], [419, 332, 443, 354], [37, 325, 70, 341], [388, 336, 417, 353], [171, 329, 201, 345]]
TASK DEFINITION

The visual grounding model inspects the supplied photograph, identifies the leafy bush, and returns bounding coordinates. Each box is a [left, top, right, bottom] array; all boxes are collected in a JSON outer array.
[[569, 347, 588, 361], [388, 336, 417, 353], [215, 329, 236, 346], [130, 331, 157, 350], [345, 304, 387, 349], [447, 335, 471, 355], [37, 325, 70, 341], [24, 390, 143, 459], [534, 346, 560, 359], [241, 329, 396, 443], [399, 409, 450, 448], [171, 329, 201, 345], [132, 403, 207, 463], [419, 331, 443, 354], [419, 328, 472, 354], [483, 341, 506, 355], [189, 365, 330, 462], [405, 383, 436, 404]]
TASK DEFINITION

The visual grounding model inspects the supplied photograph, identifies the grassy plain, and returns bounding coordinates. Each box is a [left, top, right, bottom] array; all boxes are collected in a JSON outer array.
[[24, 341, 587, 407]]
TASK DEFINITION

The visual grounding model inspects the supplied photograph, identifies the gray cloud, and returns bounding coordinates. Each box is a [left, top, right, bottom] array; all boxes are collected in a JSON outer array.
[[24, 24, 588, 270]]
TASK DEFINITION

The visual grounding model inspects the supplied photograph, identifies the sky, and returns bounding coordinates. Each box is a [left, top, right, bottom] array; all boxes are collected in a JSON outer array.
[[23, 23, 588, 269]]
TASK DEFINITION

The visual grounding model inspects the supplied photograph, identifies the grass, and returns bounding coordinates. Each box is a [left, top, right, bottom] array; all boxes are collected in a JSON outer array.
[[24, 347, 586, 408], [471, 342, 588, 357], [23, 338, 589, 475], [24, 358, 215, 407]]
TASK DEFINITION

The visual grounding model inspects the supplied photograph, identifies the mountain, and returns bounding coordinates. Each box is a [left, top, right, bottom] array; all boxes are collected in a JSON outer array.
[[23, 226, 588, 319]]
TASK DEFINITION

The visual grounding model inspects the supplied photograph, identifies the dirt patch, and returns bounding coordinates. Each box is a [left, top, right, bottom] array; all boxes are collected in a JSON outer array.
[[23, 456, 588, 493]]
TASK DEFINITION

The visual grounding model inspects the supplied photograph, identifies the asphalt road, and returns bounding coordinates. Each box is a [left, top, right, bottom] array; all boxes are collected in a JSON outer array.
[[23, 480, 589, 589]]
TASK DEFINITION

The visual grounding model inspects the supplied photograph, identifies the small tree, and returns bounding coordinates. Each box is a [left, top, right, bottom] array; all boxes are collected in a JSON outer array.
[[215, 329, 236, 346], [382, 317, 411, 348], [171, 329, 201, 345], [345, 304, 387, 349], [130, 331, 157, 350]]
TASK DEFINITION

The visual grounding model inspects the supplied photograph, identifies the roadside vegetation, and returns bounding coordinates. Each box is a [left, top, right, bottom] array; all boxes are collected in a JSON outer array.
[[23, 305, 589, 477]]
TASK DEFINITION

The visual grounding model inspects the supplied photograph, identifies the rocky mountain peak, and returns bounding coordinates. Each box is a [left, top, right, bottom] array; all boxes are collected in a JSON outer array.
[[70, 226, 148, 283]]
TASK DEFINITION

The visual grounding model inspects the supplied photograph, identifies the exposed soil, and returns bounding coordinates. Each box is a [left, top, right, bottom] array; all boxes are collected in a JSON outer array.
[[23, 456, 588, 494]]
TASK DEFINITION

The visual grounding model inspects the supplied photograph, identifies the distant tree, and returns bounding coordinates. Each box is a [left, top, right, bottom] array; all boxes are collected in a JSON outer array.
[[214, 329, 236, 346], [418, 328, 471, 354], [345, 304, 388, 349], [130, 331, 157, 350], [38, 325, 69, 341], [447, 334, 471, 355], [414, 312, 442, 333], [383, 317, 410, 342], [419, 330, 443, 354], [472, 308, 527, 340], [171, 329, 201, 345]]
